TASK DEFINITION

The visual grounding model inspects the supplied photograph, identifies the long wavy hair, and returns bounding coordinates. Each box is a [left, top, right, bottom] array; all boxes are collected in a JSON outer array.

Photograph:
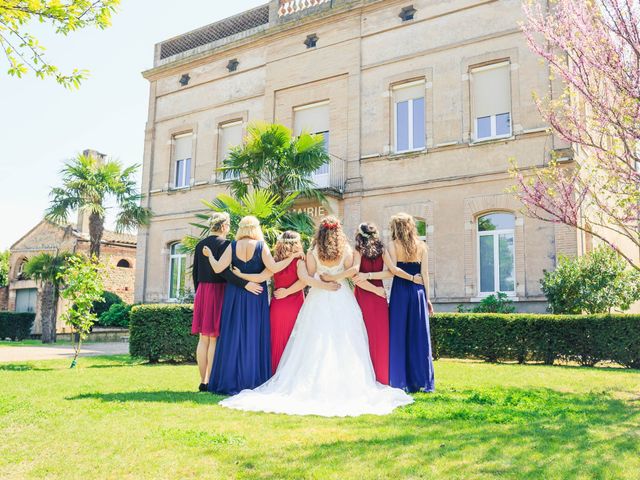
[[355, 222, 384, 260], [389, 213, 422, 261], [235, 215, 264, 241], [313, 216, 348, 262], [273, 231, 304, 262]]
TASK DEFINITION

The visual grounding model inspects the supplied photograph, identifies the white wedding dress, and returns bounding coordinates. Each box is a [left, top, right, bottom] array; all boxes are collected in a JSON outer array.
[[219, 249, 414, 417]]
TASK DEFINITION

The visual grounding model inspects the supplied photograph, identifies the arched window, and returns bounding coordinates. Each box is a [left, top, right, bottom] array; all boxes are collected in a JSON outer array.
[[477, 212, 515, 294], [16, 258, 28, 280], [168, 243, 187, 300], [116, 259, 131, 268]]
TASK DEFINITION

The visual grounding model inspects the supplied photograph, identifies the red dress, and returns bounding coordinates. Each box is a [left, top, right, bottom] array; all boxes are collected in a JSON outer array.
[[270, 260, 305, 372], [354, 254, 390, 384]]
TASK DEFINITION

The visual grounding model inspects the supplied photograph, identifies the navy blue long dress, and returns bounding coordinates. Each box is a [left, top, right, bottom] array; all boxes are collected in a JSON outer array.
[[209, 241, 271, 395], [388, 261, 435, 393]]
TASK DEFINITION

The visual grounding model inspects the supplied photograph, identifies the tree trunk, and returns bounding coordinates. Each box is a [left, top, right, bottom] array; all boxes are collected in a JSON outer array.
[[88, 212, 105, 258], [39, 281, 58, 344]]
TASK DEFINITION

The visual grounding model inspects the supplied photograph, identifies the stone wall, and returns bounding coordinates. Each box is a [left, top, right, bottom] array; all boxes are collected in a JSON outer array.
[[0, 287, 8, 311]]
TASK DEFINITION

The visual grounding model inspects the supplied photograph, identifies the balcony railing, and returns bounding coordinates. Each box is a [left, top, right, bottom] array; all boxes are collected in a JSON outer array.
[[278, 0, 331, 17], [311, 156, 345, 193]]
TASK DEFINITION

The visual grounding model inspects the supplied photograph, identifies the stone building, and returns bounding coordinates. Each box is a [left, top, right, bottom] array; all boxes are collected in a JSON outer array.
[[135, 0, 591, 311], [4, 218, 136, 335]]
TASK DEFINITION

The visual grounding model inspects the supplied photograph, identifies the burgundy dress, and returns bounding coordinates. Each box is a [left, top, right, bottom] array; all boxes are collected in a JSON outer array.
[[269, 260, 305, 373], [354, 254, 390, 385]]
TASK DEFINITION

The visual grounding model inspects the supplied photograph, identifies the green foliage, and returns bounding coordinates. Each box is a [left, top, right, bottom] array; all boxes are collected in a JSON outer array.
[[129, 304, 197, 363], [458, 293, 516, 313], [58, 255, 104, 367], [97, 302, 131, 328], [220, 122, 331, 200], [542, 246, 640, 314], [183, 189, 316, 252], [0, 250, 8, 287], [92, 291, 123, 318], [431, 312, 640, 368], [0, 1, 120, 87], [46, 153, 152, 257], [23, 252, 73, 286], [0, 311, 34, 340]]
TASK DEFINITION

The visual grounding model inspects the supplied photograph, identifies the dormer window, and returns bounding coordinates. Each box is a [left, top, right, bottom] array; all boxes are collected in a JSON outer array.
[[226, 59, 239, 72], [399, 5, 417, 22], [304, 34, 318, 49], [179, 74, 190, 86]]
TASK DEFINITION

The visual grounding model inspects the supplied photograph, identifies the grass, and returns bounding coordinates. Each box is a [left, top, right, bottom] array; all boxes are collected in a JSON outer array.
[[0, 340, 72, 347], [1, 356, 639, 480]]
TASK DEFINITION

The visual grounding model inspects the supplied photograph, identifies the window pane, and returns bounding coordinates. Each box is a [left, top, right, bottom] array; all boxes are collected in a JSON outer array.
[[314, 131, 330, 175], [184, 158, 191, 185], [479, 235, 495, 293], [169, 257, 179, 298], [412, 97, 425, 149], [476, 116, 492, 139], [415, 218, 427, 238], [478, 213, 515, 231], [496, 112, 511, 136], [499, 234, 515, 292], [175, 160, 184, 187], [396, 101, 409, 151]]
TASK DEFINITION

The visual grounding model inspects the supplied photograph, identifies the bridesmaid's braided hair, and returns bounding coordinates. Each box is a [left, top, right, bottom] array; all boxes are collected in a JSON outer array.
[[314, 216, 347, 262], [355, 222, 384, 260]]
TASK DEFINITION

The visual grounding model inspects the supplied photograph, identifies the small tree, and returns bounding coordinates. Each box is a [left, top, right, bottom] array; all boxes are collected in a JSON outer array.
[[0, 0, 120, 88], [58, 255, 104, 368], [220, 122, 331, 201], [23, 252, 73, 343], [46, 153, 152, 258], [541, 246, 640, 314], [0, 250, 8, 287]]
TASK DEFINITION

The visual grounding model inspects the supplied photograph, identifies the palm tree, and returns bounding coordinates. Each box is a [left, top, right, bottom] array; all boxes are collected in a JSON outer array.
[[45, 153, 152, 258], [220, 122, 330, 201], [23, 253, 73, 343], [182, 189, 316, 253]]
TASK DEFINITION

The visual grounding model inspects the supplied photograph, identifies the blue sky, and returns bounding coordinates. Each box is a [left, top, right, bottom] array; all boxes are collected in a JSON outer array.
[[0, 0, 266, 250]]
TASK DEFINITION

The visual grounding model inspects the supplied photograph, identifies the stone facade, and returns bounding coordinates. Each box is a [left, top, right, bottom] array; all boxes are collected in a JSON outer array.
[[136, 0, 580, 311], [7, 219, 136, 335]]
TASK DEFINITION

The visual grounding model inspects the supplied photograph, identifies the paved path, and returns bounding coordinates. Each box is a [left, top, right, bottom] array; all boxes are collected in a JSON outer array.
[[0, 342, 129, 362]]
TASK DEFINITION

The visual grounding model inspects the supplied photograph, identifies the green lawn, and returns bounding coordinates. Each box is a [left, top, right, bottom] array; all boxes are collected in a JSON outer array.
[[1, 356, 639, 480]]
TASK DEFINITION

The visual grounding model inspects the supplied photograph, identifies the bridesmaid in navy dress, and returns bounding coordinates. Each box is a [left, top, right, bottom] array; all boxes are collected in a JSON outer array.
[[385, 213, 435, 393], [203, 216, 300, 395]]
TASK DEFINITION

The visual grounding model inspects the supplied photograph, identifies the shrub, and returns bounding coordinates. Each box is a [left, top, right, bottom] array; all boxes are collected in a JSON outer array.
[[0, 311, 35, 340], [541, 246, 640, 314], [431, 313, 640, 369], [129, 304, 197, 363], [92, 291, 123, 318], [98, 303, 132, 328]]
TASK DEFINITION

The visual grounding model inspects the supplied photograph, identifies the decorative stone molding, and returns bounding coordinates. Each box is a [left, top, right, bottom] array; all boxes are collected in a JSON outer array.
[[278, 0, 330, 17]]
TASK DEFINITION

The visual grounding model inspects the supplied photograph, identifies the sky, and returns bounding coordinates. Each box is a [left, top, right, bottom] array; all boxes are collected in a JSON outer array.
[[0, 0, 266, 250]]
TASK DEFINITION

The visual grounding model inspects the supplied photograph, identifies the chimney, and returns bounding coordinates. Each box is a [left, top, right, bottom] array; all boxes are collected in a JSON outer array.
[[76, 149, 107, 235]]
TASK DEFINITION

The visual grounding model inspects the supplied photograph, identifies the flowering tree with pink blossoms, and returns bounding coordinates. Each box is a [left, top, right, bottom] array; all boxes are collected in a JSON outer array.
[[511, 0, 640, 269]]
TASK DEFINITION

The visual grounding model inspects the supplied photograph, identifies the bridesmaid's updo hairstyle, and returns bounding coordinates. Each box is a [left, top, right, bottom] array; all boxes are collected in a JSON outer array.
[[273, 231, 304, 262], [314, 216, 348, 262], [389, 213, 422, 261], [209, 212, 230, 233], [235, 215, 264, 241], [355, 222, 384, 260]]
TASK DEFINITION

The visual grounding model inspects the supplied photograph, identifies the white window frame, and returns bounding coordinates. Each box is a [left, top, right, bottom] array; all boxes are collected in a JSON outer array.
[[172, 133, 192, 189], [393, 80, 426, 154], [477, 216, 516, 296], [168, 243, 186, 301], [218, 120, 243, 182], [471, 61, 512, 143]]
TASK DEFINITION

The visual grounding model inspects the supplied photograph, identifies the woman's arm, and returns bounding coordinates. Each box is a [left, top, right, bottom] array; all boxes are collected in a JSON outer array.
[[273, 275, 306, 300], [261, 246, 301, 274], [355, 279, 386, 298], [203, 245, 232, 274], [383, 244, 417, 282], [231, 266, 273, 283], [421, 246, 434, 315], [300, 252, 340, 291], [353, 251, 394, 284], [320, 249, 359, 282]]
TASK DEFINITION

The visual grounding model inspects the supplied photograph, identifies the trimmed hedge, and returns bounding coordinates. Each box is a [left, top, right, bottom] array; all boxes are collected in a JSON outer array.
[[129, 304, 197, 363], [431, 313, 640, 369], [0, 312, 35, 341]]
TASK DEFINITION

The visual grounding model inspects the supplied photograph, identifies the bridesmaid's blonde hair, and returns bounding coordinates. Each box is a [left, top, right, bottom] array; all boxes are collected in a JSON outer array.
[[273, 231, 304, 262], [235, 216, 264, 241], [209, 212, 230, 233], [389, 213, 423, 261]]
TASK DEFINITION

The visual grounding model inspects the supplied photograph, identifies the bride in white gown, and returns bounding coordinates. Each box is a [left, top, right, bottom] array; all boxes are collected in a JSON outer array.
[[219, 217, 413, 417]]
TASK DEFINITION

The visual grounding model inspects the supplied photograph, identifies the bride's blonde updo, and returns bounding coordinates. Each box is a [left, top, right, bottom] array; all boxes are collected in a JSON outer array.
[[235, 215, 264, 241], [313, 216, 348, 262], [389, 213, 422, 261]]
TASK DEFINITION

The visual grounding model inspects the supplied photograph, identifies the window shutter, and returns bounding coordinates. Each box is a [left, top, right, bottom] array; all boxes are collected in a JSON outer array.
[[392, 81, 425, 103], [219, 122, 243, 159], [472, 62, 511, 118], [174, 134, 192, 161], [294, 102, 330, 136]]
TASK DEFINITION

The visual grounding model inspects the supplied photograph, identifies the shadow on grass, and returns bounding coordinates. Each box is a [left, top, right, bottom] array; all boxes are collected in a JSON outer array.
[[0, 363, 53, 372], [67, 390, 226, 404]]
